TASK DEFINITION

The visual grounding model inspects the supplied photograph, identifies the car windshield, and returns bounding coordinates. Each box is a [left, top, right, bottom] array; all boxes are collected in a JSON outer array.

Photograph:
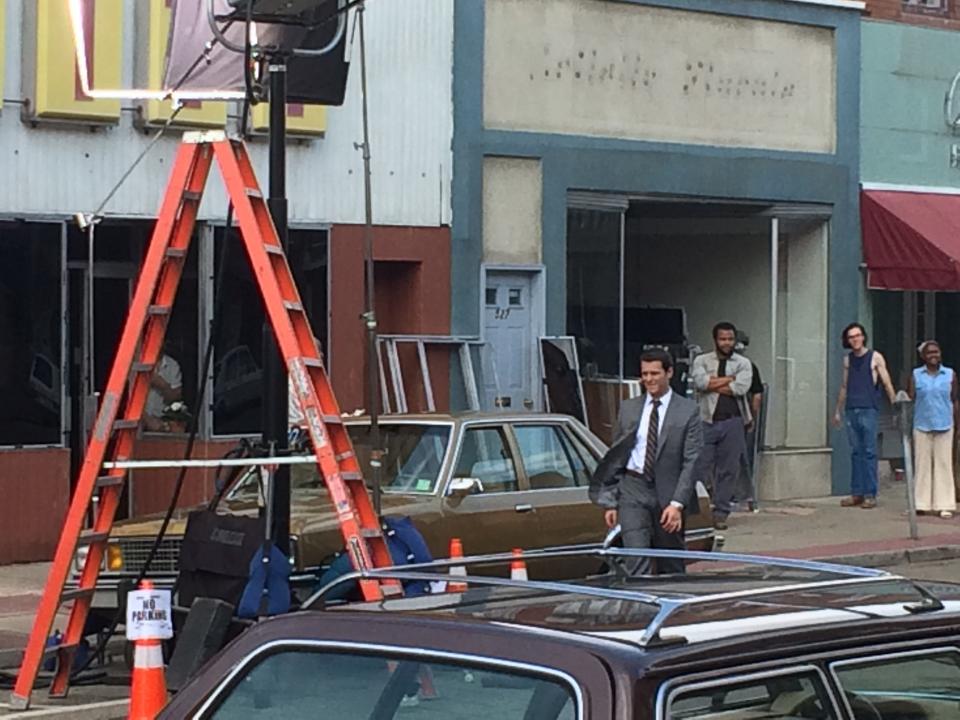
[[225, 423, 452, 500], [346, 423, 451, 493]]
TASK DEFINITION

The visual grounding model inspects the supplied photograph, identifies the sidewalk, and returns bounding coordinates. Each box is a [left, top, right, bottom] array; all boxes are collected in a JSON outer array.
[[0, 474, 956, 709]]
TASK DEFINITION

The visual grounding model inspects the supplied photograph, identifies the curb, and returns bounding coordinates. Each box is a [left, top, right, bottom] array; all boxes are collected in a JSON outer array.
[[0, 700, 126, 719], [814, 543, 960, 569]]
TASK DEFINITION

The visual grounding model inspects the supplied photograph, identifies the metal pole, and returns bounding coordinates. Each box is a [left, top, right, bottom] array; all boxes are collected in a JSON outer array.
[[899, 399, 920, 540], [264, 62, 291, 555], [357, 3, 383, 517]]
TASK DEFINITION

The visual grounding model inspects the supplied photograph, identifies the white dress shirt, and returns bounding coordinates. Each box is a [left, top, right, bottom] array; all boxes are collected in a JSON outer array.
[[627, 389, 672, 473]]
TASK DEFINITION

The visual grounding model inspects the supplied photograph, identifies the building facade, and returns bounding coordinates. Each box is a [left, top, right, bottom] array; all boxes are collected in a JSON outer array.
[[451, 0, 864, 498], [0, 0, 453, 562]]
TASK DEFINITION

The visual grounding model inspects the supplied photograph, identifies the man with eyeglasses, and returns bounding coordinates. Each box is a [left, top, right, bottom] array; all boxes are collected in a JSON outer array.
[[833, 322, 897, 509]]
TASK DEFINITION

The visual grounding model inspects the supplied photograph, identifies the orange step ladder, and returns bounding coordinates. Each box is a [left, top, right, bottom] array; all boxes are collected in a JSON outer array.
[[11, 132, 397, 709]]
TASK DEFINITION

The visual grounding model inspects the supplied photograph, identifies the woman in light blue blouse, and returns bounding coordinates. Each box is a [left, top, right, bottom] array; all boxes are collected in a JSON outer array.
[[908, 341, 958, 519]]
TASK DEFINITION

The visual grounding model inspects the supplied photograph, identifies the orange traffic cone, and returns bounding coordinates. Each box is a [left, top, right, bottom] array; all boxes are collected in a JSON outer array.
[[128, 582, 167, 720], [510, 548, 528, 581], [447, 538, 468, 593]]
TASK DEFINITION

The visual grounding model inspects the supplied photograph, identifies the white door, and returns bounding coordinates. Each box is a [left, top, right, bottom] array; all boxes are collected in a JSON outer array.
[[483, 272, 535, 412]]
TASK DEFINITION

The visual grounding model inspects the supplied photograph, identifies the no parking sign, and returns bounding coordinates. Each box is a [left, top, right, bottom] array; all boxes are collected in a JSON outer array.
[[126, 586, 174, 641]]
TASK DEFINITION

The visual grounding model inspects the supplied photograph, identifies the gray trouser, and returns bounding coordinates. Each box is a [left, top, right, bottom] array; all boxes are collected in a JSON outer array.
[[699, 417, 746, 517], [618, 478, 685, 575]]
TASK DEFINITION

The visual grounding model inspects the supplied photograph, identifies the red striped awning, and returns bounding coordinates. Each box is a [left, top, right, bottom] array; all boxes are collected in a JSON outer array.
[[861, 189, 960, 291]]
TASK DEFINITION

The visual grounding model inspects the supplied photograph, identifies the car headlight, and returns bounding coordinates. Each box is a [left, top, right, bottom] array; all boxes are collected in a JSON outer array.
[[106, 543, 124, 572]]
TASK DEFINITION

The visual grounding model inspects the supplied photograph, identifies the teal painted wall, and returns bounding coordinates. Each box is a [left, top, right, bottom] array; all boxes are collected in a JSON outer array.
[[862, 20, 960, 186]]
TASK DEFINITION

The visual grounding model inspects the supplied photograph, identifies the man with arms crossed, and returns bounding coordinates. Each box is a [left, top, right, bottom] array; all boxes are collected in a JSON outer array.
[[590, 349, 703, 575], [692, 322, 753, 530]]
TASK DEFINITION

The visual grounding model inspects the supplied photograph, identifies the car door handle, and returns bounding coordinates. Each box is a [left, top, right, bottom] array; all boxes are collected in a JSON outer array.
[[514, 504, 535, 514]]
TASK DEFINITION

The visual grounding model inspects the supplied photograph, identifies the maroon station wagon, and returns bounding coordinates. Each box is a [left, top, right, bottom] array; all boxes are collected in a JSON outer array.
[[161, 547, 960, 719]]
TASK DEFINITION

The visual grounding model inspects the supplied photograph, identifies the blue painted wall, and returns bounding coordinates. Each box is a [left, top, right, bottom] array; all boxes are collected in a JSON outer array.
[[452, 0, 862, 493]]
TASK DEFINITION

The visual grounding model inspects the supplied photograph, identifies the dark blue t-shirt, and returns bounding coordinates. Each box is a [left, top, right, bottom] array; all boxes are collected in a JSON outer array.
[[847, 350, 880, 410]]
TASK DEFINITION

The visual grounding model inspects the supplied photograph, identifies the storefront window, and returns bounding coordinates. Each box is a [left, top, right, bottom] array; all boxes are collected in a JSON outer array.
[[566, 208, 622, 378], [769, 218, 828, 448], [0, 223, 62, 446], [212, 227, 328, 436]]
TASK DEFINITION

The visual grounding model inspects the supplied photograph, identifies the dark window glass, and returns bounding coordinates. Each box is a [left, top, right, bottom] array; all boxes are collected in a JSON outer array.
[[0, 223, 62, 445], [670, 670, 838, 719], [208, 649, 576, 719], [566, 208, 621, 377], [453, 428, 518, 493], [212, 227, 327, 435], [833, 650, 960, 720]]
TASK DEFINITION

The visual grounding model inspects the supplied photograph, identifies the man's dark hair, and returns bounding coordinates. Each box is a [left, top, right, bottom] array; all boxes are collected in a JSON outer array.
[[640, 349, 673, 372], [712, 321, 737, 340], [841, 322, 868, 350]]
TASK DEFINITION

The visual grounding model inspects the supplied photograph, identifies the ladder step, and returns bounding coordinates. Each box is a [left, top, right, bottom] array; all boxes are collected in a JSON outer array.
[[42, 642, 79, 658], [132, 362, 155, 374], [341, 471, 364, 482], [147, 305, 171, 316], [360, 528, 382, 539], [283, 301, 304, 312], [245, 188, 263, 199], [78, 530, 109, 546], [381, 584, 404, 598], [95, 475, 124, 489], [164, 247, 187, 259], [302, 357, 323, 369], [113, 419, 139, 431], [322, 414, 343, 425], [264, 244, 284, 255], [183, 190, 202, 201], [335, 451, 355, 462], [60, 587, 95, 603]]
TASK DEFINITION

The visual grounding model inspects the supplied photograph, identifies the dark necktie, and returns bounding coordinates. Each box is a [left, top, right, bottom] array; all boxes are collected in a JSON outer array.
[[643, 400, 661, 480]]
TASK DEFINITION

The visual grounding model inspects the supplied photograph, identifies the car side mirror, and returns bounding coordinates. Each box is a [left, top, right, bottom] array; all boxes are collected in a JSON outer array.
[[447, 477, 484, 498]]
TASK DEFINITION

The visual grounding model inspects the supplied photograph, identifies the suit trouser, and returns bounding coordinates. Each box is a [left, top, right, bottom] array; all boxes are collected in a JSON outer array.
[[699, 417, 745, 517], [913, 428, 957, 512], [618, 477, 685, 575]]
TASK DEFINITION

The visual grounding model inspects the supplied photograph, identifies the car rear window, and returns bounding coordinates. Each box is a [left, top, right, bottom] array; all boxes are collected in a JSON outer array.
[[667, 668, 838, 719], [204, 647, 578, 719]]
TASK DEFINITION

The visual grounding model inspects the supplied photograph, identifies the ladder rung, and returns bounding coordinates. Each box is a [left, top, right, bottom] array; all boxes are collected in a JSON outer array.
[[381, 584, 404, 597], [183, 190, 202, 201], [60, 587, 95, 603], [360, 528, 381, 539], [322, 414, 343, 425], [341, 471, 363, 482], [132, 362, 155, 373], [335, 451, 355, 462], [42, 642, 79, 658], [113, 419, 139, 431], [96, 475, 124, 489], [264, 244, 284, 255], [283, 301, 304, 312], [147, 305, 171, 316], [245, 188, 263, 199], [302, 357, 323, 369], [164, 247, 187, 259], [78, 531, 109, 546]]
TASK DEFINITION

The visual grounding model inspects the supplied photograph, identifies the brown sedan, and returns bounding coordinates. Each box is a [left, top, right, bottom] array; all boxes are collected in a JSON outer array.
[[81, 412, 717, 611]]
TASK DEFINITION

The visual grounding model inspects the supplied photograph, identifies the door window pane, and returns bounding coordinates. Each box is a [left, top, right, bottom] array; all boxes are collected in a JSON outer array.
[[0, 223, 62, 445], [561, 426, 599, 481], [514, 425, 578, 489], [669, 670, 838, 719], [453, 428, 518, 493], [208, 648, 577, 719], [833, 650, 960, 719]]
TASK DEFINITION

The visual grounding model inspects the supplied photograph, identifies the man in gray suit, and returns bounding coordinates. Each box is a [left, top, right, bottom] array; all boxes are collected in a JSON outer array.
[[590, 349, 704, 574]]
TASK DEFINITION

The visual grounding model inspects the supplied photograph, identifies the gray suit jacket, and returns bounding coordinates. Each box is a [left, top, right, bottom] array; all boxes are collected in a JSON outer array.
[[589, 393, 704, 512]]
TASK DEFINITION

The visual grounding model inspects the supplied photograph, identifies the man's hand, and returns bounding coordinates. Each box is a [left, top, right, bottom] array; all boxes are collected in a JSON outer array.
[[604, 509, 618, 529], [832, 411, 843, 429], [660, 505, 682, 534]]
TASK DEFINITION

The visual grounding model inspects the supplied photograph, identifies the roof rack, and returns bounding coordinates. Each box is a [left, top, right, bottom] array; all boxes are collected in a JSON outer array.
[[307, 548, 901, 645]]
